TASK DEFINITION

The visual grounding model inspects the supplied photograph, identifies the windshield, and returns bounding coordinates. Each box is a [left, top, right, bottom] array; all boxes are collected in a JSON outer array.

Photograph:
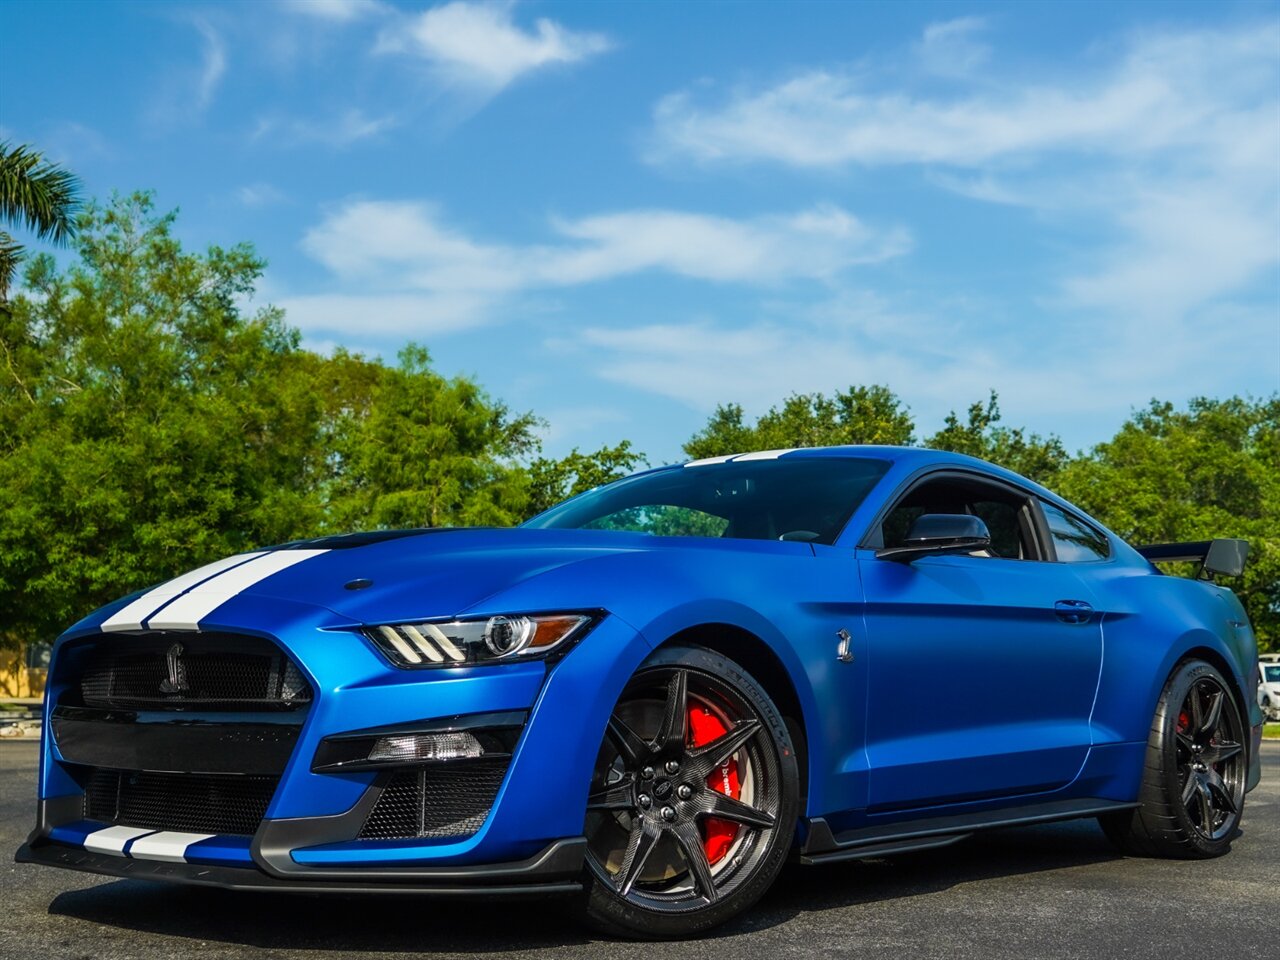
[[1265, 665, 1280, 683], [525, 457, 890, 545]]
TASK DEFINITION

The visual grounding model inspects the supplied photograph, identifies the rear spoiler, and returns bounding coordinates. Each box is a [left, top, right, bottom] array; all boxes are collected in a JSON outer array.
[[1136, 539, 1249, 578]]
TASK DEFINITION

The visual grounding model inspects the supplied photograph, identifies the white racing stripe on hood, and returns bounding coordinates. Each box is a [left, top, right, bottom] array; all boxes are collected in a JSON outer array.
[[144, 549, 330, 631], [99, 552, 266, 632]]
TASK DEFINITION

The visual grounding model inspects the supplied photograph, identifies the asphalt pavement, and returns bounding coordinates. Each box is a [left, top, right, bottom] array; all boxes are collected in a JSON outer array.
[[3, 741, 1276, 959]]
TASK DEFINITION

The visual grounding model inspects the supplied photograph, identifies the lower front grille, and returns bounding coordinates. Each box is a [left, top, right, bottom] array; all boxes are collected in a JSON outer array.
[[359, 759, 509, 840], [84, 769, 279, 836]]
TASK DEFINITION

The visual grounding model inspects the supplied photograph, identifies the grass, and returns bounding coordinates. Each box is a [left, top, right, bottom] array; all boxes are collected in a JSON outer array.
[[1264, 723, 1280, 740]]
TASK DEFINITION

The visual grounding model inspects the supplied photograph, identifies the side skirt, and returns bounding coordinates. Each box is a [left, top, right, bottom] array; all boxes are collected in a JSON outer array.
[[798, 798, 1139, 866]]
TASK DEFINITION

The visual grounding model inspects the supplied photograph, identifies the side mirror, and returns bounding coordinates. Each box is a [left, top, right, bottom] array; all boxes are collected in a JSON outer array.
[[876, 514, 992, 563]]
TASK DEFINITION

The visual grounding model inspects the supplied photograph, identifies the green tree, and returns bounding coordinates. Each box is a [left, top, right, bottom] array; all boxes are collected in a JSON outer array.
[[0, 143, 81, 300], [684, 385, 914, 459], [525, 441, 645, 517], [925, 391, 1069, 484], [323, 344, 540, 530], [0, 193, 324, 645], [0, 193, 644, 648], [1055, 396, 1279, 651]]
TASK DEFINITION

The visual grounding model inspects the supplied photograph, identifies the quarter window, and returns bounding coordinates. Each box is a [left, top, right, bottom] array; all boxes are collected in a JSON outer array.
[[1041, 502, 1110, 562]]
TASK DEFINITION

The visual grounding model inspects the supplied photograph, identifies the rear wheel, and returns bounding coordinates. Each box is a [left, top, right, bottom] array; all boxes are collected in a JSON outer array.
[[1100, 659, 1246, 858], [579, 645, 800, 939]]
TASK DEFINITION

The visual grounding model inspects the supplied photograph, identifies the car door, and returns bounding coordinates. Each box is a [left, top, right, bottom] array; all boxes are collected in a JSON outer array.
[[857, 471, 1103, 812]]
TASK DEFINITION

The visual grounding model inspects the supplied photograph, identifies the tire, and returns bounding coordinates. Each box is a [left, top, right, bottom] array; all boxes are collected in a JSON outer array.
[[578, 644, 800, 939], [1099, 659, 1247, 859]]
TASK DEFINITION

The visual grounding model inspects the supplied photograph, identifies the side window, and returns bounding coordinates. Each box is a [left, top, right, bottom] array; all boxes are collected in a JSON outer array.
[[880, 475, 1040, 560], [1040, 501, 1110, 561]]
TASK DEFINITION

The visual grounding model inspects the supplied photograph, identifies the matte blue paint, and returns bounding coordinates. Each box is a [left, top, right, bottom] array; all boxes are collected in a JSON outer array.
[[34, 447, 1264, 875]]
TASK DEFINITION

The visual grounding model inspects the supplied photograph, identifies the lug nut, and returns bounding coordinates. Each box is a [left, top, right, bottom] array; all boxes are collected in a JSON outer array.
[[641, 766, 655, 780], [660, 805, 677, 822], [638, 793, 652, 809], [677, 784, 693, 800], [665, 760, 681, 775]]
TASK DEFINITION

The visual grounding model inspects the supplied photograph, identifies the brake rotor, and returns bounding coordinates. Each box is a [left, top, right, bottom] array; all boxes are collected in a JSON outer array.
[[688, 702, 742, 865]]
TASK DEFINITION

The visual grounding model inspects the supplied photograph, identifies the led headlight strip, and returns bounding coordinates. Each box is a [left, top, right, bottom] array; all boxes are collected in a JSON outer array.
[[364, 613, 597, 668]]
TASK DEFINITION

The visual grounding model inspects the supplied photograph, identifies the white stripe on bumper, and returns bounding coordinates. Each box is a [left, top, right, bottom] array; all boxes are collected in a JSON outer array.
[[145, 549, 329, 631], [99, 552, 266, 632], [83, 825, 155, 855], [127, 831, 215, 863]]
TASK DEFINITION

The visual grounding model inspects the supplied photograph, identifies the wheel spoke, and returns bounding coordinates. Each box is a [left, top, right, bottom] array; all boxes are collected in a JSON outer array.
[[1195, 778, 1215, 831], [672, 821, 718, 902], [653, 669, 689, 751], [587, 779, 635, 812], [1188, 684, 1206, 733], [1181, 772, 1199, 807], [1204, 768, 1238, 815], [1175, 732, 1196, 755], [1200, 689, 1224, 735], [1203, 740, 1242, 765], [607, 714, 652, 765], [614, 819, 662, 897], [689, 718, 762, 772], [702, 790, 776, 829]]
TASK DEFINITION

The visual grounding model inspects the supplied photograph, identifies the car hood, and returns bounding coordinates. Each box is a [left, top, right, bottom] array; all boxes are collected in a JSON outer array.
[[224, 527, 655, 625]]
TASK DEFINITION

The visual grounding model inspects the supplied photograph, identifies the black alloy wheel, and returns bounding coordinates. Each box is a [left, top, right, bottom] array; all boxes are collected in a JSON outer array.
[[1100, 659, 1247, 858], [1173, 675, 1246, 841], [580, 645, 799, 938]]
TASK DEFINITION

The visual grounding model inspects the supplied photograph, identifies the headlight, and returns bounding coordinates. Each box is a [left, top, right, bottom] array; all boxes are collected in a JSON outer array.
[[364, 612, 597, 668]]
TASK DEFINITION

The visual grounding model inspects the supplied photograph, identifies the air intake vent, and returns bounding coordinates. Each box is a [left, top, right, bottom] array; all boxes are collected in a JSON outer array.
[[77, 633, 311, 712], [358, 759, 509, 840], [84, 769, 279, 836]]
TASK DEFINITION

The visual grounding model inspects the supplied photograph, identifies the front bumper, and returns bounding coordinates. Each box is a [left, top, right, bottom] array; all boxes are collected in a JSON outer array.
[[22, 597, 653, 888], [15, 834, 586, 896]]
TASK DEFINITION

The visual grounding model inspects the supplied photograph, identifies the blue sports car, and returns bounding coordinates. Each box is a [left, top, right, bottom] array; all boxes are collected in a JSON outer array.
[[17, 446, 1264, 938]]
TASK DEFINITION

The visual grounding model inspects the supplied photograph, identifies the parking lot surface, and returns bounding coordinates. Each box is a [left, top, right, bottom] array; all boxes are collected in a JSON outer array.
[[2, 741, 1276, 959]]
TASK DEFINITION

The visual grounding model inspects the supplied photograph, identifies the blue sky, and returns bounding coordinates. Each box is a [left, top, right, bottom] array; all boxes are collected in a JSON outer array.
[[2, 0, 1278, 465]]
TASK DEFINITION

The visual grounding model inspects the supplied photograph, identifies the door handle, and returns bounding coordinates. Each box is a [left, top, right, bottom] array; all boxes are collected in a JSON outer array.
[[1054, 599, 1094, 624]]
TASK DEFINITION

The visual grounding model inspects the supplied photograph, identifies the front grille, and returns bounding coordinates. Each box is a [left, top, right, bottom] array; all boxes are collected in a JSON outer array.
[[84, 769, 278, 836], [77, 633, 311, 712], [359, 759, 509, 840]]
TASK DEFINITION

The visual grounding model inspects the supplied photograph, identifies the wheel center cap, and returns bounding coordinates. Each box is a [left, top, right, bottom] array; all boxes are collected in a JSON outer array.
[[653, 778, 673, 800]]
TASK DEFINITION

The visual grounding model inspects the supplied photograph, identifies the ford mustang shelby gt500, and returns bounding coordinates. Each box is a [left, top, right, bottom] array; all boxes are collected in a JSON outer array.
[[17, 447, 1264, 937]]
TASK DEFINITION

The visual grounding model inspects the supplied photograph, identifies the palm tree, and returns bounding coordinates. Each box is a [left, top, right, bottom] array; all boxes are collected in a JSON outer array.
[[0, 142, 81, 301]]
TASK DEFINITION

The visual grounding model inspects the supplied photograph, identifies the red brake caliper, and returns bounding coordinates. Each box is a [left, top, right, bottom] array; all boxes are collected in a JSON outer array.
[[688, 703, 741, 865]]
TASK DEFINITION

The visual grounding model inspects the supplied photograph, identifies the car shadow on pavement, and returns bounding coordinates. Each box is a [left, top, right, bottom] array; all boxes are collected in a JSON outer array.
[[46, 819, 1123, 950]]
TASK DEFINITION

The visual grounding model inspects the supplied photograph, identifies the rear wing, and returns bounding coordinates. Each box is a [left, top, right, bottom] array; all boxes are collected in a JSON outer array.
[[1136, 539, 1249, 579]]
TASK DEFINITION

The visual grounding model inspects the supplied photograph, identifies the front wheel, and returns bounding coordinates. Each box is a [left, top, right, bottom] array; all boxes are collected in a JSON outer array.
[[1100, 659, 1247, 858], [579, 645, 800, 939]]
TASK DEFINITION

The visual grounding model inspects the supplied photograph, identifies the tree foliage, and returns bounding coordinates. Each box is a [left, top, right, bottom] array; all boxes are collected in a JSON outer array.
[[0, 142, 82, 300], [684, 386, 914, 460], [1054, 397, 1279, 647], [924, 391, 1069, 484], [0, 194, 634, 646]]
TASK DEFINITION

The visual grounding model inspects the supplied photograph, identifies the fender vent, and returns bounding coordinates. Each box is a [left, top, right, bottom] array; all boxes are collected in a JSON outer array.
[[358, 760, 509, 840]]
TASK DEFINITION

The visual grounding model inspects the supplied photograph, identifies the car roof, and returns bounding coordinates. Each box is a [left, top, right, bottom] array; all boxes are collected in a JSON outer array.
[[663, 445, 1103, 531]]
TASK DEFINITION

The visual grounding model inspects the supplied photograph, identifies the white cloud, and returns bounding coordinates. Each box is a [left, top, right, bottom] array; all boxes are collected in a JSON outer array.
[[279, 292, 493, 337], [281, 0, 387, 22], [914, 17, 990, 78], [289, 199, 908, 338], [193, 19, 227, 110], [252, 108, 399, 146], [376, 1, 610, 93], [651, 22, 1280, 332], [302, 199, 907, 286], [236, 183, 287, 207]]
